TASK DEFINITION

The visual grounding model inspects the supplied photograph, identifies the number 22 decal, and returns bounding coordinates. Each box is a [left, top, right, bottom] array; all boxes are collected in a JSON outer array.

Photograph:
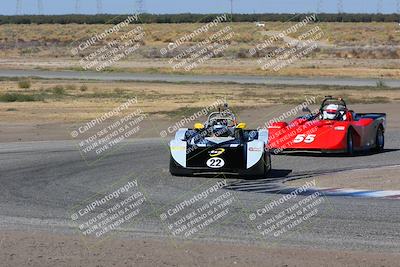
[[293, 134, 316, 144], [206, 157, 225, 168]]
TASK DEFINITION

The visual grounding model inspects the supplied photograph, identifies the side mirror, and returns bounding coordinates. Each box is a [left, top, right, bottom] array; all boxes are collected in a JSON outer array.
[[236, 123, 247, 129], [302, 106, 311, 113], [194, 123, 204, 130]]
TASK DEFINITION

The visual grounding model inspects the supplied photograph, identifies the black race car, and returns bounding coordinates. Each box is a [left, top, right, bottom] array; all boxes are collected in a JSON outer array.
[[169, 106, 271, 178]]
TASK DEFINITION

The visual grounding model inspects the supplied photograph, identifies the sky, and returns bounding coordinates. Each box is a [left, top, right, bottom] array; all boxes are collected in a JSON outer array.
[[1, 0, 399, 15]]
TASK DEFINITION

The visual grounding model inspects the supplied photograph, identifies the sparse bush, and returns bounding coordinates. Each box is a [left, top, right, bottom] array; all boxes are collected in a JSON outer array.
[[80, 85, 88, 92], [114, 88, 124, 94], [236, 48, 249, 58], [66, 84, 77, 91], [52, 85, 65, 95], [376, 79, 387, 88], [0, 93, 37, 102], [18, 79, 31, 89]]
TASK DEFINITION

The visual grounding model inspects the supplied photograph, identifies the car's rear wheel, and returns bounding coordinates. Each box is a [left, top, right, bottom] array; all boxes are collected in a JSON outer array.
[[263, 153, 272, 176], [374, 126, 384, 153], [346, 128, 354, 156]]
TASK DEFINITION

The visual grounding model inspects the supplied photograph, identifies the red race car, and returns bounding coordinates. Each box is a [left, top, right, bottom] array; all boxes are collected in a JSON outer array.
[[268, 97, 386, 155]]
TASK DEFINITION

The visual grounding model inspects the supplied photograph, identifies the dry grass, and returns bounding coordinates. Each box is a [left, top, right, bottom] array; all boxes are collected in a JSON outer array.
[[1, 57, 400, 79], [0, 78, 399, 123], [1, 22, 399, 48], [0, 22, 400, 78]]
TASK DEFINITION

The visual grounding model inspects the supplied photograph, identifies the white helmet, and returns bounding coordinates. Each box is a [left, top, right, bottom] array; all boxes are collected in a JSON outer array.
[[322, 104, 339, 120]]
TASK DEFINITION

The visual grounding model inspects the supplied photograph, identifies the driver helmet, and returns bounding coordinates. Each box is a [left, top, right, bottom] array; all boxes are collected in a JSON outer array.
[[322, 104, 339, 120]]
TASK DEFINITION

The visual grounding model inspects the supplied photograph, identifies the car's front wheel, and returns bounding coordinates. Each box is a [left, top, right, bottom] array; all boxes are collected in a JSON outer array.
[[169, 156, 193, 176]]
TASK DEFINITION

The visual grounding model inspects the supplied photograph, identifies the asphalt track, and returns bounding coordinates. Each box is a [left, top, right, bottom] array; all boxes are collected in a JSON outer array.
[[0, 129, 399, 252], [1, 69, 400, 87]]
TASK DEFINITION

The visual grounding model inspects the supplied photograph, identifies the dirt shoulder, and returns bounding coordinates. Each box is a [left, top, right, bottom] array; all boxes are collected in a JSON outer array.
[[1, 230, 399, 267], [1, 58, 400, 79]]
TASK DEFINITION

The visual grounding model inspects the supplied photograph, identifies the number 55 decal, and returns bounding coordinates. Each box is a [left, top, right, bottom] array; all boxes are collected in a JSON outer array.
[[293, 134, 316, 144]]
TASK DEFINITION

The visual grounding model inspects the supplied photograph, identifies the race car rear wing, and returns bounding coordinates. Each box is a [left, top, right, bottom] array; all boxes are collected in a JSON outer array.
[[355, 113, 386, 120], [354, 113, 386, 128]]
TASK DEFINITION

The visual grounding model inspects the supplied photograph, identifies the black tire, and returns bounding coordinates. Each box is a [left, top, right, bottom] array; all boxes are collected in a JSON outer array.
[[169, 156, 193, 176], [169, 156, 179, 176], [263, 153, 272, 176], [346, 128, 354, 156], [240, 152, 270, 179], [374, 126, 384, 153]]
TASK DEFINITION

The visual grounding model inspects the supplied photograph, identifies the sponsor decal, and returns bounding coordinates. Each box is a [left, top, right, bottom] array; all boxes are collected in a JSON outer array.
[[334, 126, 345, 131], [208, 148, 225, 157], [206, 157, 225, 168], [170, 146, 186, 151], [249, 147, 262, 152]]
